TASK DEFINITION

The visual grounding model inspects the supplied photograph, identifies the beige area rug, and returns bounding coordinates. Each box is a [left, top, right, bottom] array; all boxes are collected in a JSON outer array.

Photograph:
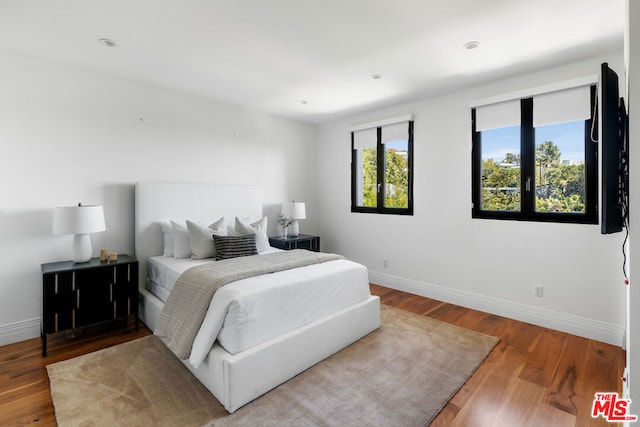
[[47, 305, 498, 426]]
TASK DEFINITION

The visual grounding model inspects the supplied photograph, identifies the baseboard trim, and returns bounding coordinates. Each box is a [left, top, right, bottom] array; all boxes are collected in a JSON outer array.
[[369, 271, 623, 347], [0, 317, 41, 347]]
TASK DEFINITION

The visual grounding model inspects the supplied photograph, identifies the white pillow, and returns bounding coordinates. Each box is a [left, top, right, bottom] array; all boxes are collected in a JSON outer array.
[[160, 221, 174, 257], [231, 216, 270, 252], [171, 221, 192, 259], [209, 217, 226, 234], [187, 218, 227, 260]]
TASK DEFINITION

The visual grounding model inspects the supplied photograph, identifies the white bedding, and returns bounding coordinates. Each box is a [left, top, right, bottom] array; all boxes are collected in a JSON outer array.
[[147, 254, 371, 368], [147, 247, 283, 301]]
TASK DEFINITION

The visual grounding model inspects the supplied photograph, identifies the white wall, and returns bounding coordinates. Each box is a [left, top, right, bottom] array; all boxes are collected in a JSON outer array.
[[317, 53, 627, 345], [0, 50, 318, 345]]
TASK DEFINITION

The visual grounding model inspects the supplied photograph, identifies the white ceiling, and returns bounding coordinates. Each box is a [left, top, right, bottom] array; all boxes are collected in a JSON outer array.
[[0, 0, 625, 123]]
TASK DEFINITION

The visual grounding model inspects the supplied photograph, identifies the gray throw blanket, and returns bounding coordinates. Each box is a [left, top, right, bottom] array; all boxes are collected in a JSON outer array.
[[155, 250, 344, 359]]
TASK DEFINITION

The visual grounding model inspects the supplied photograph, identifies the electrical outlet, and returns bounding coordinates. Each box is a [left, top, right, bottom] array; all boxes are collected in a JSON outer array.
[[534, 284, 543, 298], [383, 259, 388, 268]]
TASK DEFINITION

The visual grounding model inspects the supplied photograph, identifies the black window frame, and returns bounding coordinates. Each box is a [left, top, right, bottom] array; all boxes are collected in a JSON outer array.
[[351, 121, 414, 215], [471, 86, 597, 224]]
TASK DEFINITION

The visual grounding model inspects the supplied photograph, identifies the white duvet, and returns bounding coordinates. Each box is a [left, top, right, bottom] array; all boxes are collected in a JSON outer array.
[[147, 255, 371, 368]]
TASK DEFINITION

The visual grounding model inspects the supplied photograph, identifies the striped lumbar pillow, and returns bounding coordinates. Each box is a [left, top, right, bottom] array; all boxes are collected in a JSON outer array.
[[213, 234, 258, 260]]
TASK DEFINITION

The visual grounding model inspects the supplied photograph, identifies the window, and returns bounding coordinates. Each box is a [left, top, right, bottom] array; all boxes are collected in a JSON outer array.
[[472, 85, 597, 223], [351, 119, 414, 215]]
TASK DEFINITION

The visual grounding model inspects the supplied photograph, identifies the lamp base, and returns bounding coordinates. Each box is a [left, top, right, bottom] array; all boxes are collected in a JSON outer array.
[[289, 220, 300, 237], [72, 234, 93, 263]]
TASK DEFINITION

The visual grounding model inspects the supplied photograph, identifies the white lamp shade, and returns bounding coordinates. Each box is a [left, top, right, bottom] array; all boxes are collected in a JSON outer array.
[[283, 202, 306, 220], [53, 205, 105, 235], [53, 204, 105, 263]]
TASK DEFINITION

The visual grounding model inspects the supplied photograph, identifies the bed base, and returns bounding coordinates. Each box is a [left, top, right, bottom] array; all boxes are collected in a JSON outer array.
[[139, 288, 380, 413]]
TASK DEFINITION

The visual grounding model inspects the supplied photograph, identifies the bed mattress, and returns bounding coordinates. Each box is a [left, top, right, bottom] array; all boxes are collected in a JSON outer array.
[[146, 254, 371, 365], [147, 247, 283, 301], [147, 256, 213, 302]]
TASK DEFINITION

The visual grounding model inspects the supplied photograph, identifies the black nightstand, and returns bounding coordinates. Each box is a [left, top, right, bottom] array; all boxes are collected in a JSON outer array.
[[269, 234, 320, 252], [41, 255, 138, 356]]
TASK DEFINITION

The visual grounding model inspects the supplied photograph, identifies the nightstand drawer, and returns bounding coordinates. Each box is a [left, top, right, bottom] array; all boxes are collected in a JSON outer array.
[[41, 255, 138, 356]]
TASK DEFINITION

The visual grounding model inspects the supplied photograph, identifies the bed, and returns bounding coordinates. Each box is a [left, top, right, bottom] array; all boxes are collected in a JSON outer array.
[[134, 181, 380, 413]]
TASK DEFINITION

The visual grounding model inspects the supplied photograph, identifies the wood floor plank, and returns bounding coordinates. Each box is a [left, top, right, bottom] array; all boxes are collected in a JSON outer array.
[[491, 378, 546, 426], [448, 308, 493, 332], [445, 345, 528, 426], [0, 389, 55, 426], [519, 327, 567, 387], [395, 295, 444, 316], [425, 302, 471, 324], [585, 340, 624, 394], [429, 401, 461, 427], [499, 319, 545, 354], [0, 285, 625, 426], [530, 403, 577, 427], [546, 334, 590, 416], [576, 340, 626, 426], [368, 283, 393, 297]]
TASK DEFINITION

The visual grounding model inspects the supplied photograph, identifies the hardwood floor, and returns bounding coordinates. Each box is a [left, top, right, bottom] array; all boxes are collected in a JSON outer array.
[[370, 284, 625, 427], [0, 286, 625, 426]]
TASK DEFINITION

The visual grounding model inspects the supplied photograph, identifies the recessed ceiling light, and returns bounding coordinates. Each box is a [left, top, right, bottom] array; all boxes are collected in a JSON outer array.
[[463, 41, 479, 50], [371, 73, 382, 80], [97, 38, 117, 47]]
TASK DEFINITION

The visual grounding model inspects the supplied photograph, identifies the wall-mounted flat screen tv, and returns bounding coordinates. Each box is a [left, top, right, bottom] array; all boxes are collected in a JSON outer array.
[[600, 62, 628, 235]]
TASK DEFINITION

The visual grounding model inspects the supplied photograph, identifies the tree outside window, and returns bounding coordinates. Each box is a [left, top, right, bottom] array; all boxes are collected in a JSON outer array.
[[352, 120, 413, 215], [472, 86, 596, 224]]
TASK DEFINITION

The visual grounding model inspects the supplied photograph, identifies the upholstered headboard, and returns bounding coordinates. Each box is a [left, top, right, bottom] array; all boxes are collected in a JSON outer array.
[[134, 181, 262, 290]]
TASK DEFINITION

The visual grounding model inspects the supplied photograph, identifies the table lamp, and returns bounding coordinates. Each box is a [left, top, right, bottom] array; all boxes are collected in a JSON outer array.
[[284, 201, 306, 237]]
